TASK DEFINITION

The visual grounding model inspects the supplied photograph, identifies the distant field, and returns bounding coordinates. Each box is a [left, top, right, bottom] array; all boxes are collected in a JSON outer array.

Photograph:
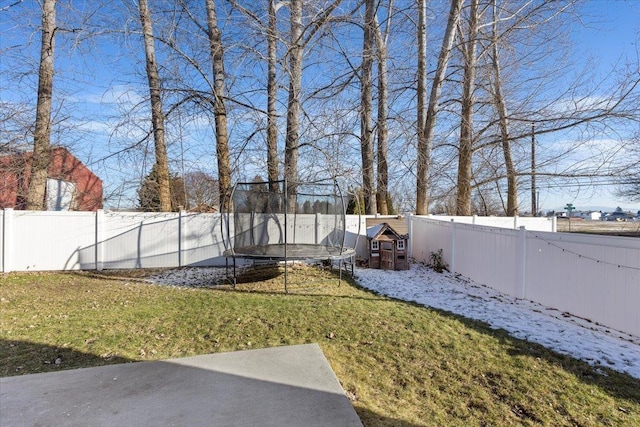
[[556, 218, 640, 237]]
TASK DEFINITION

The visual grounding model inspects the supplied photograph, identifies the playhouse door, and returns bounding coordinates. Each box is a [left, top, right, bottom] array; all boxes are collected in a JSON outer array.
[[380, 242, 394, 270]]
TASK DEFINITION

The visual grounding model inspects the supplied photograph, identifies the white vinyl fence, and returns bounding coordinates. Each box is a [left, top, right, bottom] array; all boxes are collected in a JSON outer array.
[[419, 214, 557, 232], [2, 209, 638, 337], [1, 209, 227, 271], [0, 209, 369, 272], [409, 215, 640, 338]]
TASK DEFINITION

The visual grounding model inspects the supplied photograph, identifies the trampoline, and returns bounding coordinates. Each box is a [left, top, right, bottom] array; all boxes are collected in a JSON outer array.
[[222, 179, 357, 290], [225, 243, 352, 260]]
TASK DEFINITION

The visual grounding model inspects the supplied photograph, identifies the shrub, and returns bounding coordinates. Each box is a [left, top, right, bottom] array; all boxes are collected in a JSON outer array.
[[429, 249, 448, 273]]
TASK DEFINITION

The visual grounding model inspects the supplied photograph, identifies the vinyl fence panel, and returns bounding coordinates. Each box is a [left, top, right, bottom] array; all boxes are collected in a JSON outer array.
[[180, 213, 227, 267], [409, 217, 451, 264], [83, 212, 227, 270], [2, 210, 367, 272], [422, 214, 555, 231], [409, 216, 640, 338], [454, 225, 520, 297], [7, 210, 97, 271], [102, 212, 181, 269], [523, 230, 640, 338]]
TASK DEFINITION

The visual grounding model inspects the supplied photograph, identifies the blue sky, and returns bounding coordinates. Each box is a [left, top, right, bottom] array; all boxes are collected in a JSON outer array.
[[1, 0, 638, 213], [574, 0, 639, 58], [532, 0, 639, 212]]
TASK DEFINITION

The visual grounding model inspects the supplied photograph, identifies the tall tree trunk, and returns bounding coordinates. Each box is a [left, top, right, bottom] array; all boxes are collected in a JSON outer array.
[[267, 0, 279, 190], [284, 0, 303, 212], [416, 0, 464, 215], [205, 0, 232, 211], [138, 0, 171, 212], [26, 0, 56, 210], [456, 0, 479, 216], [416, 0, 427, 181], [491, 0, 518, 216], [375, 43, 389, 215], [374, 5, 393, 215], [361, 0, 377, 215]]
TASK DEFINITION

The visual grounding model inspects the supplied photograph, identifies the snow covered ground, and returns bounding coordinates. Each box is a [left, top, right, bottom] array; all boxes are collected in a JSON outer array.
[[147, 263, 640, 379]]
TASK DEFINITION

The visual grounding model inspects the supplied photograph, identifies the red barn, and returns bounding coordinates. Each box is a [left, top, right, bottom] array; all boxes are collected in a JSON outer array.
[[0, 147, 103, 211]]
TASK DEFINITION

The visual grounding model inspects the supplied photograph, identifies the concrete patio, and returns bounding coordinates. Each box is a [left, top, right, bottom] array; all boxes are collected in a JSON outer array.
[[1, 343, 362, 426]]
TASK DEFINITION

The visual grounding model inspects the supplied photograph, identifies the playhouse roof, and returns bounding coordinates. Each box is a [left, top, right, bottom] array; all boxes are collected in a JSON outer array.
[[365, 216, 409, 238], [366, 223, 386, 239]]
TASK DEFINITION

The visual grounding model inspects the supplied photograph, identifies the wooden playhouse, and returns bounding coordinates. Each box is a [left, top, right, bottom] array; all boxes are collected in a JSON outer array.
[[366, 216, 409, 270]]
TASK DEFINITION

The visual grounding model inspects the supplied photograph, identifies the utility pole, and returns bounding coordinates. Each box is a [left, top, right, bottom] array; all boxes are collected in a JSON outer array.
[[531, 122, 536, 216]]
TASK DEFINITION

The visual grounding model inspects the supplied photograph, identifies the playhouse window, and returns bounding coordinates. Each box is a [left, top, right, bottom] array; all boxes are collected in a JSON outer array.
[[397, 240, 405, 250], [371, 240, 379, 251]]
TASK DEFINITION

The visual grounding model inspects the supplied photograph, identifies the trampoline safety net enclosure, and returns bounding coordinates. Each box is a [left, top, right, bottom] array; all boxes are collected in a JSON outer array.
[[222, 179, 357, 290], [223, 179, 356, 262]]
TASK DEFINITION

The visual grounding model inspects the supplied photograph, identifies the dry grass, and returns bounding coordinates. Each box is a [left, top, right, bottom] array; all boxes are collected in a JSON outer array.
[[2, 266, 639, 426]]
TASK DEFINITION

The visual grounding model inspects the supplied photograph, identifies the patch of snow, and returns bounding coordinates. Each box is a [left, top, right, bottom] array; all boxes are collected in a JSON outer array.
[[355, 264, 640, 379], [146, 267, 231, 288], [145, 264, 640, 379]]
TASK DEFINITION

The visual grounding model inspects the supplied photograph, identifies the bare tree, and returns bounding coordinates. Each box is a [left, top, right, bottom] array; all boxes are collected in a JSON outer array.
[[184, 171, 219, 210], [360, 0, 377, 214], [138, 164, 185, 211], [267, 0, 280, 188], [283, 0, 343, 210], [284, 0, 303, 211], [26, 0, 56, 210], [205, 0, 231, 211], [455, 0, 640, 216], [225, 0, 281, 193], [416, 0, 427, 182], [455, 0, 480, 216], [374, 1, 394, 215], [11, 0, 636, 215], [416, 0, 464, 215], [488, 0, 517, 216], [615, 120, 640, 202], [138, 0, 171, 212]]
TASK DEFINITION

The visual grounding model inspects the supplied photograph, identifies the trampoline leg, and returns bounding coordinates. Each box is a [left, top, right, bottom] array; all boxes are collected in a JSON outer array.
[[224, 257, 237, 287], [284, 261, 289, 294], [232, 257, 237, 287]]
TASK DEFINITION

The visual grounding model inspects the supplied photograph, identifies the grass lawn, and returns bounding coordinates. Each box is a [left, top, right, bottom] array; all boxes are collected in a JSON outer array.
[[2, 264, 639, 426]]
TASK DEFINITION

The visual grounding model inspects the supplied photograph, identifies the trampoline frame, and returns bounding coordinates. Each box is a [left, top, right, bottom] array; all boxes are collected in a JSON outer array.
[[221, 178, 358, 291]]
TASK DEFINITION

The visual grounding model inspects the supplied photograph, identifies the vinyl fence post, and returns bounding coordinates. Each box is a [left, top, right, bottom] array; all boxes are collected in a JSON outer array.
[[179, 209, 186, 267], [516, 226, 526, 298], [315, 212, 321, 245], [407, 214, 413, 260], [450, 219, 456, 274], [513, 215, 519, 229], [95, 209, 104, 271], [2, 208, 13, 273]]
